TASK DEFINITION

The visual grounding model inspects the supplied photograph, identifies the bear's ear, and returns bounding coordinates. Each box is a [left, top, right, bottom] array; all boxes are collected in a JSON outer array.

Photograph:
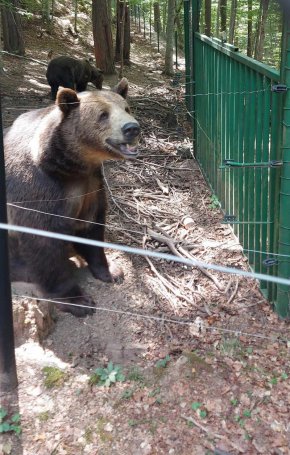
[[56, 88, 80, 116], [113, 77, 128, 99]]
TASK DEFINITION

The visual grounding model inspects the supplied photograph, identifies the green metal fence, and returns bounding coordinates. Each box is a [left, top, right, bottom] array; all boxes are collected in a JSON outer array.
[[184, 2, 290, 317]]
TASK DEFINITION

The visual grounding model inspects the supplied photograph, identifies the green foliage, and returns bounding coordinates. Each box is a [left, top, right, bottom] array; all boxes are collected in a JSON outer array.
[[155, 355, 171, 368], [199, 0, 282, 68], [209, 194, 220, 209], [148, 387, 161, 398], [230, 398, 239, 406], [0, 408, 21, 435], [89, 361, 125, 387], [121, 389, 134, 400], [127, 366, 145, 383], [220, 337, 242, 358], [191, 401, 202, 411], [191, 402, 207, 418], [243, 409, 252, 418], [269, 377, 278, 386], [42, 366, 67, 388]]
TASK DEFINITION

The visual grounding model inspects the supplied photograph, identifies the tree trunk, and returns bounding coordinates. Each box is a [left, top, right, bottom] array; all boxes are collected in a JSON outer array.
[[204, 0, 211, 37], [164, 0, 175, 76], [115, 0, 130, 64], [107, 0, 112, 23], [1, 0, 25, 55], [42, 0, 50, 22], [220, 0, 227, 40], [153, 2, 161, 33], [215, 0, 220, 36], [247, 0, 253, 57], [162, 1, 167, 33], [74, 0, 78, 33], [92, 0, 115, 74], [254, 0, 270, 61], [228, 0, 237, 44]]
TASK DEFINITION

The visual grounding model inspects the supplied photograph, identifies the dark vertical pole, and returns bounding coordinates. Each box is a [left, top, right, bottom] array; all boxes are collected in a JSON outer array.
[[175, 29, 178, 68], [0, 97, 18, 393], [149, 2, 152, 43], [157, 21, 160, 52], [138, 5, 141, 32], [143, 9, 146, 38], [184, 0, 191, 110]]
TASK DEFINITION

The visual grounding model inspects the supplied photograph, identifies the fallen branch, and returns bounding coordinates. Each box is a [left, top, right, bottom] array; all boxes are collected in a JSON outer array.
[[1, 50, 47, 66]]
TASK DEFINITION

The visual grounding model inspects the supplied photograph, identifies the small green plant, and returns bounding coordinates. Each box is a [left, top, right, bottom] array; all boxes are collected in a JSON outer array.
[[155, 355, 170, 368], [199, 409, 207, 419], [230, 398, 239, 406], [209, 194, 220, 209], [0, 408, 21, 435], [220, 337, 242, 357], [281, 372, 288, 380], [269, 377, 278, 386], [127, 366, 144, 383], [121, 389, 134, 400], [89, 361, 125, 387], [234, 415, 245, 427], [42, 366, 66, 389], [191, 402, 202, 411], [191, 402, 207, 419], [243, 409, 252, 418], [148, 387, 161, 398], [37, 411, 51, 422]]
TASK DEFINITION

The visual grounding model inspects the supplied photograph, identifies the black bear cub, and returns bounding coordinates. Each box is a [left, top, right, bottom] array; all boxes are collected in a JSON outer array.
[[46, 55, 104, 100], [5, 79, 140, 317]]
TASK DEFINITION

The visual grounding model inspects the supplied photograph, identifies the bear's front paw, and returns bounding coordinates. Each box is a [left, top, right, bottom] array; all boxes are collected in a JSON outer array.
[[91, 262, 124, 283], [56, 295, 96, 317]]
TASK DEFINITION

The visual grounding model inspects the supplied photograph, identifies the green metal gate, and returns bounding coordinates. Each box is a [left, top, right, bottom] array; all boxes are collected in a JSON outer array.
[[184, 1, 290, 317]]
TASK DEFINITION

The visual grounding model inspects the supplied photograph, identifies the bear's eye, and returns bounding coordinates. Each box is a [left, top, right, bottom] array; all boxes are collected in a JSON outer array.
[[125, 107, 130, 113], [99, 111, 109, 122]]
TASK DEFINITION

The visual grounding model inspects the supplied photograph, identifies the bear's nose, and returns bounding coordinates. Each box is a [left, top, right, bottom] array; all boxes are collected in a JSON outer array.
[[121, 122, 140, 141]]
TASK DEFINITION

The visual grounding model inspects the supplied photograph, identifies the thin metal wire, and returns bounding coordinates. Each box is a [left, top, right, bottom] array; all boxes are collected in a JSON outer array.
[[7, 203, 144, 236], [2, 222, 290, 287], [13, 293, 289, 344]]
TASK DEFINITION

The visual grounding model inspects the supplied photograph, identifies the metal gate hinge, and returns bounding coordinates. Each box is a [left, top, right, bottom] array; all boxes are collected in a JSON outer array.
[[263, 258, 279, 267], [223, 215, 237, 223], [221, 159, 283, 169], [271, 84, 288, 93]]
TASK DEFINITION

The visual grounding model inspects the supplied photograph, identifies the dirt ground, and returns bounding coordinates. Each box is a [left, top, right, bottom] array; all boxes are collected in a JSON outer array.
[[1, 10, 290, 455]]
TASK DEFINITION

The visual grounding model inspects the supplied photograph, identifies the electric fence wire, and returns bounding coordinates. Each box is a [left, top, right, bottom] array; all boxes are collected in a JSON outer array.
[[11, 293, 290, 344]]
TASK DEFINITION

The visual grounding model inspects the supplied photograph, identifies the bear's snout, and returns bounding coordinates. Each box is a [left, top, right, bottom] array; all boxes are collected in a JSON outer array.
[[121, 122, 140, 142]]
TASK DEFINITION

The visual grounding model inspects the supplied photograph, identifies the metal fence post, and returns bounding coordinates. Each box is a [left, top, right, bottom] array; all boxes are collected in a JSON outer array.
[[190, 0, 200, 155], [183, 0, 191, 110], [0, 97, 18, 393], [276, 15, 290, 318]]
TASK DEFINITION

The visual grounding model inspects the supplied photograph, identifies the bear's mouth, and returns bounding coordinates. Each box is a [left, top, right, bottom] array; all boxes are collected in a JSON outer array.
[[106, 138, 139, 158]]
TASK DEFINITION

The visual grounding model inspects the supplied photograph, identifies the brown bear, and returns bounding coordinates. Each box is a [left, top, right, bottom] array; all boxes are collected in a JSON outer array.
[[4, 78, 140, 317], [46, 56, 104, 100]]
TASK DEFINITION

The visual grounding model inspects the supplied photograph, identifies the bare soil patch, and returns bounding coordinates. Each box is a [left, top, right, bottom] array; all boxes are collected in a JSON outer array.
[[1, 13, 290, 455]]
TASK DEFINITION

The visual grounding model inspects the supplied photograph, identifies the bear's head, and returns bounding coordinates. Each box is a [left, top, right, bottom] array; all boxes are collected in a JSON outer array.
[[56, 78, 140, 166]]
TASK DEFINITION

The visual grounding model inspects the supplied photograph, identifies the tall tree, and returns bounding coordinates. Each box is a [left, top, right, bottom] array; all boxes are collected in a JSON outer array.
[[254, 0, 270, 61], [220, 0, 227, 40], [164, 0, 175, 75], [228, 0, 237, 44], [204, 0, 211, 37], [115, 0, 130, 64], [1, 0, 25, 55], [92, 0, 115, 74], [153, 2, 161, 33], [247, 0, 253, 57]]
